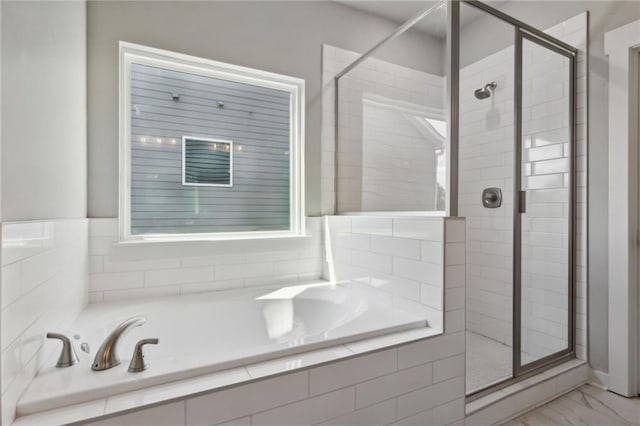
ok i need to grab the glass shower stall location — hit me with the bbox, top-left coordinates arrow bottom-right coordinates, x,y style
331,0 -> 578,397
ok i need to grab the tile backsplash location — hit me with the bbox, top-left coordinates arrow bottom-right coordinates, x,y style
87,218 -> 323,303
1,219 -> 88,425
325,215 -> 465,332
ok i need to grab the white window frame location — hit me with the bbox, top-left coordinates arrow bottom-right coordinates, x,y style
119,41 -> 305,243
181,136 -> 234,188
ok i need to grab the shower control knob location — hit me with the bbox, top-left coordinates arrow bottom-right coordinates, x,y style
482,187 -> 502,208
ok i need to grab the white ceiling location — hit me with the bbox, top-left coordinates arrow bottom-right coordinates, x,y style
336,1 -> 510,38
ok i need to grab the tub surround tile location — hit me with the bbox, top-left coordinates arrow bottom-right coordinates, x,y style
246,346 -> 353,379
103,257 -> 181,273
433,397 -> 466,425
215,417 -> 251,426
351,217 -> 393,236
325,215 -> 453,334
392,219 -> 444,241
178,279 -> 244,295
88,255 -> 104,274
393,257 -> 441,285
181,254 -> 246,268
1,261 -> 21,308
14,214 -> 466,425
185,371 -> 309,425
13,322 -> 459,425
12,398 -> 106,426
433,354 -> 465,384
91,401 -> 186,426
88,218 -> 324,302
421,240 -> 443,264
345,327 -> 441,354
243,273 -> 299,288
145,266 -> 214,287
1,219 -> 88,425
104,368 -> 250,415
398,331 -> 465,369
355,363 -> 433,409
90,271 -> 144,291
371,237 -> 421,263
396,376 -> 465,420
321,398 -> 397,425
2,222 -> 53,266
394,404 -> 434,425
309,348 -> 397,396
101,285 -> 181,302
251,387 -> 355,426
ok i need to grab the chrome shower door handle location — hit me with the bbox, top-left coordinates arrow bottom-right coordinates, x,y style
518,190 -> 527,213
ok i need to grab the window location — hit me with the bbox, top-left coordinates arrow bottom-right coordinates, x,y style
119,42 -> 305,242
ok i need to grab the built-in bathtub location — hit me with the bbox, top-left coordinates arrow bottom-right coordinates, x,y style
17,281 -> 430,416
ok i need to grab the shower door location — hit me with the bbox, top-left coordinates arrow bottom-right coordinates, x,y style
462,0 -> 577,397
515,30 -> 576,373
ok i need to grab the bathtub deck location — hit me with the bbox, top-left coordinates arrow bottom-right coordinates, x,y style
17,281 -> 436,417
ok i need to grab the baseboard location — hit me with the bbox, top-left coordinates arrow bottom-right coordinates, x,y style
588,368 -> 609,390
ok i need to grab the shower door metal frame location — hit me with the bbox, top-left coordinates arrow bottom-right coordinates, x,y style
514,29 -> 577,376
464,0 -> 578,399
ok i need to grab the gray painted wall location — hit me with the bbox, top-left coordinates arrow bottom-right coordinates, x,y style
1,1 -> 87,221
130,63 -> 290,234
87,1 -> 444,219
460,1 -> 640,374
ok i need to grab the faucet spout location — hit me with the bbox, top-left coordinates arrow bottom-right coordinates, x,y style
92,316 -> 146,371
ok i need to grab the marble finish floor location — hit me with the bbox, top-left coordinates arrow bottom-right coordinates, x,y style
503,384 -> 640,425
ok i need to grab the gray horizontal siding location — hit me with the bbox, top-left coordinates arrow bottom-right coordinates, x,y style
130,63 -> 291,234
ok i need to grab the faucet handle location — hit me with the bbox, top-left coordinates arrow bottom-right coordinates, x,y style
46,333 -> 79,368
128,338 -> 158,373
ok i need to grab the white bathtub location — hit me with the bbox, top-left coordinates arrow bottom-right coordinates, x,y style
18,281 -> 429,415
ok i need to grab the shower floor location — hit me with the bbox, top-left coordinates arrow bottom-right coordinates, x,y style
466,331 -> 538,393
466,331 -> 512,393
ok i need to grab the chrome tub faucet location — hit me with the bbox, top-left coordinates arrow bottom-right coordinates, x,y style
92,316 -> 146,371
46,333 -> 79,368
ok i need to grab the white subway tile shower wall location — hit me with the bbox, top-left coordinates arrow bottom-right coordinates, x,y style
1,220 -> 88,425
459,13 -> 587,366
459,44 -> 516,349
87,218 -> 323,302
321,45 -> 445,214
77,218 -> 466,426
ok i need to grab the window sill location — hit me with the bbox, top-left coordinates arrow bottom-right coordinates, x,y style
115,233 -> 311,247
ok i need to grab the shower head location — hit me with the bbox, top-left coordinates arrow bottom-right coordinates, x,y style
474,81 -> 497,100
